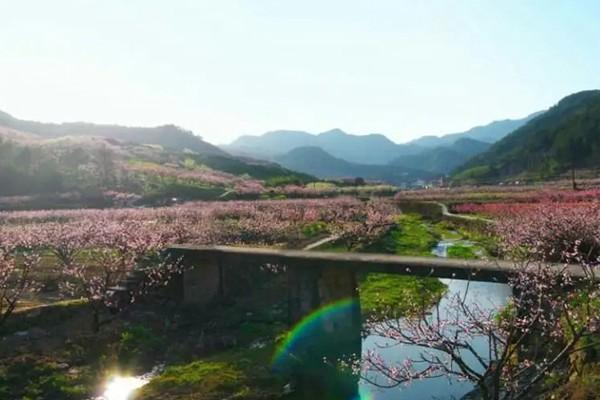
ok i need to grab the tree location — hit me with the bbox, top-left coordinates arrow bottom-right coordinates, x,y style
41,218 -> 179,332
0,230 -> 41,328
330,199 -> 397,250
94,144 -> 116,188
359,203 -> 600,399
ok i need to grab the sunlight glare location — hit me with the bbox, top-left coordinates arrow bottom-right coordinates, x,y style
102,375 -> 148,400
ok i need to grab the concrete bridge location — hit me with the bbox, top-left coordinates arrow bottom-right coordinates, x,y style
162,245 -> 586,398
166,245 -> 585,321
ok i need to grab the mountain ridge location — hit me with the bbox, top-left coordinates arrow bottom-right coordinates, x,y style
391,138 -> 492,174
224,111 -> 540,167
225,128 -> 417,164
453,90 -> 600,182
0,110 -> 226,156
274,146 -> 434,184
408,111 -> 544,148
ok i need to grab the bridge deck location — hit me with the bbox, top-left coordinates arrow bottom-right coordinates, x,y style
168,245 -> 587,284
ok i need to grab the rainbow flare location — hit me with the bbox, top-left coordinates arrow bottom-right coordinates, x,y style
272,297 -> 359,369
356,390 -> 375,400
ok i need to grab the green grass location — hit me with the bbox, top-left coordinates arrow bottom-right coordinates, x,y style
429,218 -> 497,257
392,214 -> 440,256
430,220 -> 463,240
369,214 -> 439,256
118,324 -> 166,368
0,300 -> 86,336
550,364 -> 600,400
454,225 -> 498,257
137,345 -> 285,400
359,214 -> 447,316
0,356 -> 88,400
359,274 -> 446,316
301,222 -> 328,238
447,245 -> 478,259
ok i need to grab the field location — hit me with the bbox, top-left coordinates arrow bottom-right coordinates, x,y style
0,185 -> 599,399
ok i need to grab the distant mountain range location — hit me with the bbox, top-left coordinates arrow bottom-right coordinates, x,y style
0,110 -> 226,156
6,89 -> 598,188
390,138 -> 492,174
274,146 -> 435,184
454,90 -> 600,182
224,128 -> 419,165
224,111 -> 540,177
407,112 -> 543,148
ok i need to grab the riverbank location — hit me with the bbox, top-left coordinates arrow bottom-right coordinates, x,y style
0,211 -> 503,399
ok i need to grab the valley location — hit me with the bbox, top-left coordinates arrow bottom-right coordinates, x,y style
1,4 -> 600,398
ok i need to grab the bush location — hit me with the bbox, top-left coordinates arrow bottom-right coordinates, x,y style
118,325 -> 165,365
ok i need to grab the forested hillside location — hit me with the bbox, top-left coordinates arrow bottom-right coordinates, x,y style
0,115 -> 313,207
454,90 -> 600,182
0,110 -> 225,156
408,111 -> 542,147
390,138 -> 491,174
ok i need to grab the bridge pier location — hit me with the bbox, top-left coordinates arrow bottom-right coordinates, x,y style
286,264 -> 362,399
179,253 -> 222,306
287,264 -> 360,325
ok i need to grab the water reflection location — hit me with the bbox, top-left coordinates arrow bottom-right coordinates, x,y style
273,298 -> 362,399
279,239 -> 512,400
95,365 -> 163,400
359,239 -> 512,400
361,279 -> 511,400
101,376 -> 147,400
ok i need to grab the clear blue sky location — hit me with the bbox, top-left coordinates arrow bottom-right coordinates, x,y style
1,0 -> 599,144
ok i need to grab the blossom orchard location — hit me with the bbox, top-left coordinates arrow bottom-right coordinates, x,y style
0,197 -> 398,330
396,186 -> 600,203
126,161 -> 396,198
0,234 -> 40,327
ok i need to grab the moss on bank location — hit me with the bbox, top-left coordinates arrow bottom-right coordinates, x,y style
358,214 -> 447,316
447,245 -> 478,259
359,274 -> 446,317
0,356 -> 88,400
374,214 -> 440,256
136,345 -> 286,400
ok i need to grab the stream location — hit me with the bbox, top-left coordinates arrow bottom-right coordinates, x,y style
93,365 -> 163,400
358,240 -> 512,400
93,239 -> 511,400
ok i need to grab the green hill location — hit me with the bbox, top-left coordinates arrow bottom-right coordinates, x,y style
390,138 -> 491,174
408,111 -> 542,148
454,90 -> 600,182
0,110 -> 226,156
0,112 -> 313,205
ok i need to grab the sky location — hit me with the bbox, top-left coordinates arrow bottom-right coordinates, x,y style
1,1 -> 599,145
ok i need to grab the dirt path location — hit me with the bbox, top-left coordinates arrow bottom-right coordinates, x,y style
302,235 -> 339,250
433,201 -> 494,224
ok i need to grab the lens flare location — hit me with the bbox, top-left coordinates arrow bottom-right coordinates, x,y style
102,375 -> 148,400
356,389 -> 375,400
272,297 -> 359,369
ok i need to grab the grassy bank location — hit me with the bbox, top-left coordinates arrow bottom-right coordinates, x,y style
138,345 -> 286,400
0,212 -> 492,400
358,214 -> 447,315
